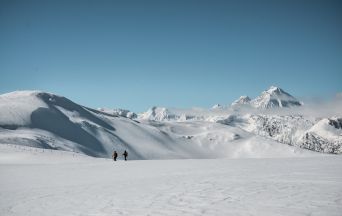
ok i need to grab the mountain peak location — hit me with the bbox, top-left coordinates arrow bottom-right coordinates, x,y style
211,104 -> 223,109
139,106 -> 174,121
267,86 -> 282,93
265,86 -> 291,96
231,96 -> 251,107
251,86 -> 301,108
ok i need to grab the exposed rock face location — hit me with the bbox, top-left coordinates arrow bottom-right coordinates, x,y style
328,118 -> 342,129
241,114 -> 313,146
301,132 -> 342,154
216,114 -> 342,154
300,118 -> 342,154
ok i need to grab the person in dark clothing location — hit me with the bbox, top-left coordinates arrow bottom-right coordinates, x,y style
123,150 -> 128,161
112,150 -> 118,161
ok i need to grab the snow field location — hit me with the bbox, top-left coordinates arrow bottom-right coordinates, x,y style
1,145 -> 341,216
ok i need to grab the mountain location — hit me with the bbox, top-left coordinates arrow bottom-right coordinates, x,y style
0,87 -> 341,158
251,86 -> 302,108
0,91 -> 314,159
139,86 -> 302,123
216,113 -> 342,154
138,106 -> 206,121
301,117 -> 342,153
231,96 -> 251,107
98,108 -> 137,119
211,104 -> 223,109
138,106 -> 178,121
0,91 -> 193,159
230,86 -> 302,109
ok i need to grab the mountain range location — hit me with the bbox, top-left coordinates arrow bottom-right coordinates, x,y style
0,86 -> 341,159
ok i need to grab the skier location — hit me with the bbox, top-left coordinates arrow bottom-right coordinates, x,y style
112,150 -> 118,161
123,150 -> 128,161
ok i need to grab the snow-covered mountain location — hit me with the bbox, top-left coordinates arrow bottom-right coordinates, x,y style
137,106 -> 214,121
138,106 -> 179,121
0,87 -> 341,159
211,104 -> 224,109
301,117 -> 342,153
1,91 -> 314,159
98,108 -> 137,119
135,86 -> 341,154
231,96 -> 251,107
231,86 -> 302,109
0,91 -> 196,159
138,86 -> 303,122
214,113 -> 342,154
251,86 -> 302,108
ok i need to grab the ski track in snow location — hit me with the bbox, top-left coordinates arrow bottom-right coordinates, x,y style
1,146 -> 342,216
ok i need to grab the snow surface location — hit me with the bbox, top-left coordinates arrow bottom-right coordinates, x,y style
0,145 -> 341,216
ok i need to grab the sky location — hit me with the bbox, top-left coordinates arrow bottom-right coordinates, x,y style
1,0 -> 341,112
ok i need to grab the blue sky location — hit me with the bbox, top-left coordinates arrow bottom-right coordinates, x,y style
1,0 -> 341,112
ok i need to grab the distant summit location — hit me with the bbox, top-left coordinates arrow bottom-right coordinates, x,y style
231,86 -> 302,109
98,108 -> 137,119
231,96 -> 251,107
211,104 -> 223,109
251,86 -> 302,108
139,106 -> 176,121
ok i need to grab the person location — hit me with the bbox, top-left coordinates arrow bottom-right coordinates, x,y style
123,150 -> 128,161
112,150 -> 118,161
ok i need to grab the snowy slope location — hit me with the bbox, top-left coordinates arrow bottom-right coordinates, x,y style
0,91 -> 196,159
144,120 -> 314,158
0,91 -> 314,159
0,145 -> 341,216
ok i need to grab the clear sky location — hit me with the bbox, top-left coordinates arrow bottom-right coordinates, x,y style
1,0 -> 341,112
